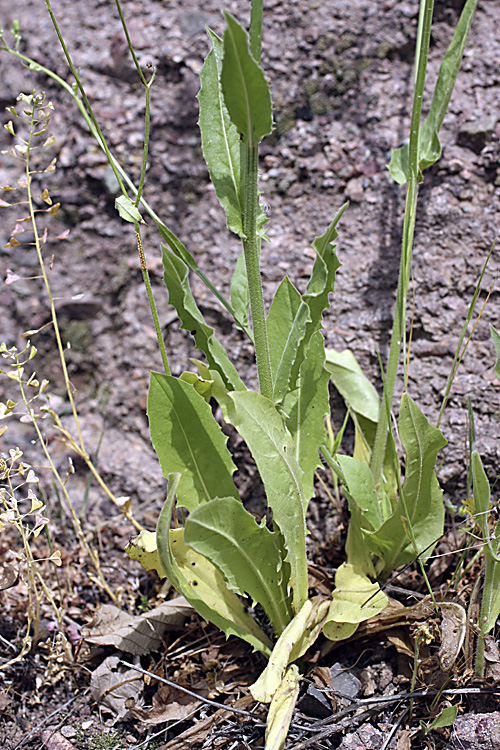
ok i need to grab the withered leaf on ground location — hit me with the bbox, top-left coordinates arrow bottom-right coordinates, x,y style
131,682 -> 202,724
90,655 -> 144,721
82,596 -> 192,655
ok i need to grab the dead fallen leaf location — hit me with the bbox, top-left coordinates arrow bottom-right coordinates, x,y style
438,602 -> 467,671
90,655 -> 144,721
131,682 -> 202,724
483,636 -> 500,681
82,596 -> 192,655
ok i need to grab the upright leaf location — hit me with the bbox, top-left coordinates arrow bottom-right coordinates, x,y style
148,372 -> 238,512
230,251 -> 250,333
221,12 -> 273,144
157,221 -> 249,333
198,30 -> 244,237
389,0 -> 478,184
218,390 -> 308,612
162,245 -> 246,391
283,331 -> 330,505
185,496 -> 292,634
490,324 -> 500,382
303,204 -> 346,334
325,348 -> 379,423
156,475 -> 272,655
367,394 -> 447,574
267,278 -> 311,402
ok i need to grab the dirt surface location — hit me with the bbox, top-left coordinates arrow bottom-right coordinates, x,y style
0,0 -> 499,747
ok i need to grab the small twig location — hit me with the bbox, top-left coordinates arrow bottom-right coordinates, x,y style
13,690 -> 85,749
119,660 -> 267,724
291,687 -> 500,748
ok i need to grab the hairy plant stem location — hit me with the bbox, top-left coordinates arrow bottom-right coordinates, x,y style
370,0 -> 434,486
136,226 -> 171,374
243,141 -> 272,399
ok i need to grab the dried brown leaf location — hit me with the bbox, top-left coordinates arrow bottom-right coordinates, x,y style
90,655 -> 143,721
82,597 -> 192,655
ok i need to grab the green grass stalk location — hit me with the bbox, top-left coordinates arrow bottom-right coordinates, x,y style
371,0 -> 434,485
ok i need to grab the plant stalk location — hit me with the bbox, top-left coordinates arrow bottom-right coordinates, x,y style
370,0 -> 434,485
243,141 -> 272,399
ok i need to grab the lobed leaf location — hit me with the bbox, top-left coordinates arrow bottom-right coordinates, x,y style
148,372 -> 238,512
156,475 -> 273,655
162,245 -> 246,391
218,390 -> 308,613
184,496 -> 292,635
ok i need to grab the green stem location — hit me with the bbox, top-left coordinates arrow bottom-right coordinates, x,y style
370,0 -> 434,485
114,0 -> 154,208
2,19 -> 246,335
243,142 -> 272,399
135,226 -> 171,375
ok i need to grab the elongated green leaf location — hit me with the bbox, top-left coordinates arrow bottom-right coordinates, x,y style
471,451 -> 500,565
490,324 -> 500,382
221,12 -> 273,144
162,245 -> 246,391
230,251 -> 250,332
420,0 -> 478,168
157,221 -> 251,334
283,331 -> 330,505
322,563 -> 387,642
198,30 -> 244,237
338,455 -> 382,531
218,391 -> 308,612
389,0 -> 478,184
304,204 -> 346,329
367,394 -> 446,574
267,278 -> 311,402
148,372 -> 238,511
156,475 -> 272,655
325,349 -> 379,423
472,452 -> 500,634
185,496 -> 292,634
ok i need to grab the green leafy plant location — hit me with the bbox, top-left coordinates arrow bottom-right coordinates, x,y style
0,0 -> 483,743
